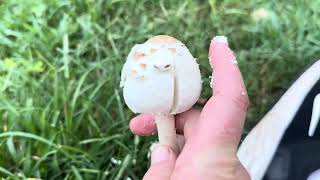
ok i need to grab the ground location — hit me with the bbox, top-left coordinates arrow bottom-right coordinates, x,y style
0,0 -> 319,179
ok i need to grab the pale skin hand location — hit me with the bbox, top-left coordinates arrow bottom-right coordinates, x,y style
129,38 -> 251,180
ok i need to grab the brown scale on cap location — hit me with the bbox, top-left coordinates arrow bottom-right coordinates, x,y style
133,52 -> 146,61
146,35 -> 178,44
131,69 -> 137,75
139,63 -> 147,69
168,48 -> 176,53
150,48 -> 157,53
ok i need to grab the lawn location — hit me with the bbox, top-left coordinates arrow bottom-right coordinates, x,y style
0,0 -> 319,179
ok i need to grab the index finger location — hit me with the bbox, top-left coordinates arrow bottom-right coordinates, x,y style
210,36 -> 248,104
200,36 -> 249,146
186,37 -> 249,151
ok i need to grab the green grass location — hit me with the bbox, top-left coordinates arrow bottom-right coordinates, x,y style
0,0 -> 319,179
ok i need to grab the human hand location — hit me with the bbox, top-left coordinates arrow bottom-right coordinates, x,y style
129,37 -> 250,180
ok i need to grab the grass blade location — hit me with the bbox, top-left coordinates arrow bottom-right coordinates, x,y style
71,165 -> 83,180
0,131 -> 58,148
114,154 -> 132,180
0,166 -> 14,176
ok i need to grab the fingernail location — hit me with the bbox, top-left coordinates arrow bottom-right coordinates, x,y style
151,145 -> 171,165
211,36 -> 228,44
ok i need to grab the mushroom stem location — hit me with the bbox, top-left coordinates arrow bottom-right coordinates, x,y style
155,114 -> 179,154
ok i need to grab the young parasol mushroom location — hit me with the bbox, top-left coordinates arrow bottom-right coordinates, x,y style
120,35 -> 202,153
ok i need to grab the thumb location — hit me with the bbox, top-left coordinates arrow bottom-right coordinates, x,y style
143,145 -> 177,180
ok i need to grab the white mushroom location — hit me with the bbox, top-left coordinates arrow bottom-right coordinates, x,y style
120,35 -> 202,152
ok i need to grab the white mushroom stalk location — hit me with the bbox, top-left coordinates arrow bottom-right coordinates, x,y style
120,35 -> 202,153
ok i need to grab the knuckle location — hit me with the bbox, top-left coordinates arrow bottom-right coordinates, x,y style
173,155 -> 247,180
143,164 -> 173,180
143,167 -> 170,180
230,92 -> 249,111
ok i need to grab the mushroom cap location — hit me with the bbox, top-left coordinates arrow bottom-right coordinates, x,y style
146,35 -> 179,44
121,35 -> 202,114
